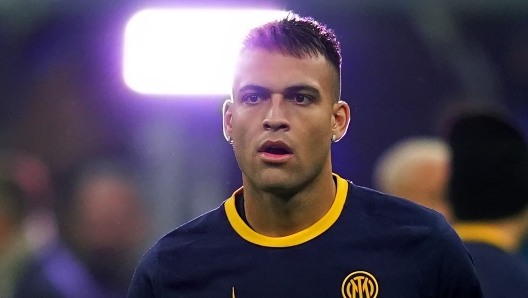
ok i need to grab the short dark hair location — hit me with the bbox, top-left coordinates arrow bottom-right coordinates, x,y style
242,13 -> 342,99
444,103 -> 528,221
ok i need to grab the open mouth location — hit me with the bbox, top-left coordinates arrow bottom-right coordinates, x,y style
258,141 -> 292,155
258,141 -> 293,163
262,146 -> 291,155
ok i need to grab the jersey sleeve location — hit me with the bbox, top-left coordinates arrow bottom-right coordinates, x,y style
433,221 -> 484,298
127,248 -> 158,298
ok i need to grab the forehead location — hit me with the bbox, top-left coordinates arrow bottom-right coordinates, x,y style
232,49 -> 336,93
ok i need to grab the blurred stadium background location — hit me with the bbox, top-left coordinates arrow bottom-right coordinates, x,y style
1,0 -> 527,243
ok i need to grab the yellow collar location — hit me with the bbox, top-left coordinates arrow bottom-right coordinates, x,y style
454,223 -> 517,252
225,173 -> 348,247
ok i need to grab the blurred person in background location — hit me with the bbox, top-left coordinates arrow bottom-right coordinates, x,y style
443,103 -> 528,298
0,179 -> 32,298
372,137 -> 453,223
0,150 -> 59,255
57,159 -> 150,298
0,149 -> 115,298
0,150 -> 67,298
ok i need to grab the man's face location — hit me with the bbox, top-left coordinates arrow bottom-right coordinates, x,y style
224,49 -> 349,193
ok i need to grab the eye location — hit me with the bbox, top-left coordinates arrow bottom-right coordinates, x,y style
289,94 -> 314,105
241,94 -> 265,104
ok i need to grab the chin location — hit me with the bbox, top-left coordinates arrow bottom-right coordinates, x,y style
256,173 -> 301,196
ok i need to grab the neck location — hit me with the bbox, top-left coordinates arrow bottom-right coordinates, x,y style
241,170 -> 336,237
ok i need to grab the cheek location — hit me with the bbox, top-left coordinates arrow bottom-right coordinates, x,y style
303,114 -> 332,139
230,116 -> 253,160
231,118 -> 247,143
298,122 -> 332,157
307,134 -> 330,154
232,112 -> 257,141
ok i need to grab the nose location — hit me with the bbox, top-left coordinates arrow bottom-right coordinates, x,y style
262,95 -> 289,132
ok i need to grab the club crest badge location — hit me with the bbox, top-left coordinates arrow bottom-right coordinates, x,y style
341,271 -> 379,298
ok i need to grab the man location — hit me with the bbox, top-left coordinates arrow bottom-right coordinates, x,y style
0,180 -> 32,298
373,137 -> 453,222
0,151 -> 66,298
66,160 -> 149,297
128,13 -> 483,297
0,150 -> 67,298
444,104 -> 528,298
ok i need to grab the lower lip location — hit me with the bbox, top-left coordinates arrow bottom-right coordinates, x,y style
258,152 -> 293,163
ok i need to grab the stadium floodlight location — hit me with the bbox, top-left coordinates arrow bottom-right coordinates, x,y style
123,8 -> 287,96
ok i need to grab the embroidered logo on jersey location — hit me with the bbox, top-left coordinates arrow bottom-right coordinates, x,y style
341,271 -> 379,298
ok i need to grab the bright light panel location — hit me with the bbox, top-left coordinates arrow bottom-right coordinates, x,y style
123,9 -> 287,96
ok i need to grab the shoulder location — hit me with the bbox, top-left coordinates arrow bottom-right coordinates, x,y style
128,204 -> 230,296
149,204 -> 228,262
344,184 -> 482,296
345,183 -> 475,268
135,204 -> 229,273
346,183 -> 449,234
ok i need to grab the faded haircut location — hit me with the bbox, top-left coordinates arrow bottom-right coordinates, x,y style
241,13 -> 342,100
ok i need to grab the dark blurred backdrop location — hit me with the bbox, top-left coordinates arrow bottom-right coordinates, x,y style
1,0 -> 527,239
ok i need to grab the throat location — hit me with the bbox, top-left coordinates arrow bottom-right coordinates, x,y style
235,194 -> 253,229
237,176 -> 337,237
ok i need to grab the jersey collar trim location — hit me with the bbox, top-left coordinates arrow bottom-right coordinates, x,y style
224,173 -> 348,247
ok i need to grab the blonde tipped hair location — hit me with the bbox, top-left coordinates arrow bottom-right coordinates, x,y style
373,137 -> 450,195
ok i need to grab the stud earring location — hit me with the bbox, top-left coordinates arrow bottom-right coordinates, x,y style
331,134 -> 337,143
227,136 -> 233,144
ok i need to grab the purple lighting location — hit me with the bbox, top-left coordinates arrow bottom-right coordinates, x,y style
123,8 -> 287,96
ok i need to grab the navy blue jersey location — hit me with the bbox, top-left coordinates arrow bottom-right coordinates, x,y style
455,224 -> 528,298
128,175 -> 483,297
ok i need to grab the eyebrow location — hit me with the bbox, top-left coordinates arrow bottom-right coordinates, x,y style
238,84 -> 269,94
238,84 -> 321,95
284,85 -> 320,96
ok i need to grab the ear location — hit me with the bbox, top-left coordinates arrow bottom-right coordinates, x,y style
331,100 -> 351,142
222,98 -> 234,142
